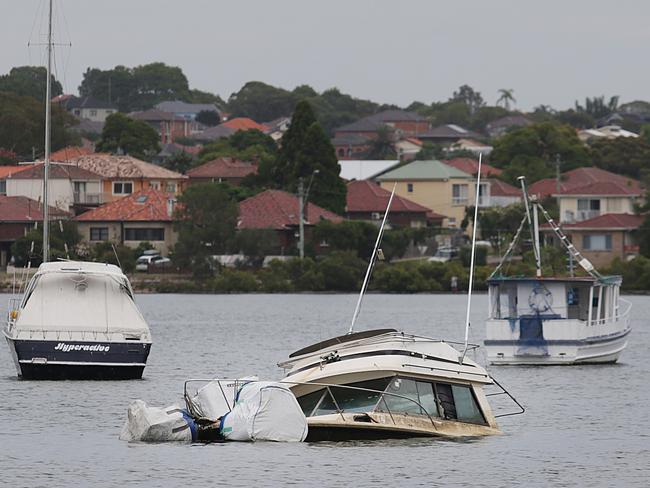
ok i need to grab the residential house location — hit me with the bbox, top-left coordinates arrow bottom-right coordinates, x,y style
58,95 -> 118,123
191,117 -> 268,142
334,110 -> 431,140
529,167 -> 643,223
6,162 -> 103,212
155,143 -> 202,165
542,213 -> 643,268
221,117 -> 268,132
332,134 -> 373,159
263,116 -> 291,141
154,100 -> 221,121
186,157 -> 258,186
50,145 -> 94,162
338,160 -> 400,181
486,115 -> 532,138
578,125 -> 639,143
442,158 -> 520,207
237,190 -> 342,254
445,138 -> 493,155
0,166 -> 28,196
395,138 -> 423,161
0,196 -> 68,266
75,188 -> 178,255
489,179 -> 522,207
72,154 -> 187,203
442,158 -> 502,178
130,109 -> 201,144
416,124 -> 483,144
376,160 -> 479,228
346,180 -> 440,228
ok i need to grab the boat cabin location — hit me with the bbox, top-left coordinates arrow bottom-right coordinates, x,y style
487,276 -> 622,326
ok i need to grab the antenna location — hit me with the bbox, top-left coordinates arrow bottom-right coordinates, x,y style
111,243 -> 122,270
460,153 -> 482,364
348,183 -> 397,334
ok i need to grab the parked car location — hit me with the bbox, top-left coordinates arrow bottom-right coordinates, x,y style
136,253 -> 171,272
428,246 -> 459,263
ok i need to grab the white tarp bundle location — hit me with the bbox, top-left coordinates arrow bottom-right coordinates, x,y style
119,400 -> 196,443
220,382 -> 308,442
191,376 -> 258,421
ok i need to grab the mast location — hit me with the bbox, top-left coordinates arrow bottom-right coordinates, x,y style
517,176 -> 541,277
42,0 -> 53,263
460,153 -> 482,364
348,183 -> 396,334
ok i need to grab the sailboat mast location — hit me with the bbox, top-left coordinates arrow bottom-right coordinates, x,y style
460,153 -> 482,364
42,0 -> 53,263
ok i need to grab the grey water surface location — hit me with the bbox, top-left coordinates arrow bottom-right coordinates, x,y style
1,293 -> 648,488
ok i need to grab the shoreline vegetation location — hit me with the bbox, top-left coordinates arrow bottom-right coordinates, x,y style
3,253 -> 648,294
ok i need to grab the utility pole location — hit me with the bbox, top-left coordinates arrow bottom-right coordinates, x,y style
298,177 -> 305,259
555,154 -> 561,195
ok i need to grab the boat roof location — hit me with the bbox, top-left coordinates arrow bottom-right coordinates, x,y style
289,329 -> 397,358
36,260 -> 126,277
488,275 -> 622,285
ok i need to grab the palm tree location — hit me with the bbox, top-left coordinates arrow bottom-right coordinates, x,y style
497,89 -> 516,111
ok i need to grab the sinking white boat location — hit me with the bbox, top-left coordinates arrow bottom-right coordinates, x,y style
484,177 -> 631,365
278,330 -> 513,441
4,261 -> 152,379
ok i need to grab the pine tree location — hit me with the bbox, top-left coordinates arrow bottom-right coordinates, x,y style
277,100 -> 346,214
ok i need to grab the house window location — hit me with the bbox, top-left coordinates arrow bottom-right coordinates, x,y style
477,183 -> 489,206
0,180 -> 6,195
447,217 -> 457,227
577,198 -> 600,220
150,181 -> 161,190
90,227 -> 109,241
106,110 -> 114,115
90,109 -> 97,117
452,184 -> 468,205
113,181 -> 133,195
582,234 -> 612,251
74,109 -> 81,116
165,182 -> 177,193
124,228 -> 165,241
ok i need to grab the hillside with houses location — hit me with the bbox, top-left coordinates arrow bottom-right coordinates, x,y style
2,63 -> 650,290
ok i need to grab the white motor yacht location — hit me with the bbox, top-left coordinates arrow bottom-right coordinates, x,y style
4,261 -> 152,380
484,177 -> 631,365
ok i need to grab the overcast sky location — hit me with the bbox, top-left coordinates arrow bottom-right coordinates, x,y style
4,0 -> 650,111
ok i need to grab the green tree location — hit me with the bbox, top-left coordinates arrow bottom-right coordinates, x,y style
450,84 -> 485,115
575,95 -> 619,119
227,81 -> 296,122
96,113 -> 161,159
235,229 -> 280,267
12,221 -> 81,267
366,126 -> 396,160
195,110 -> 220,127
278,101 -> 347,213
590,137 -> 650,179
79,65 -> 135,112
173,183 -> 239,278
496,89 -> 516,110
0,92 -> 78,159
0,66 -> 62,102
490,122 -> 590,183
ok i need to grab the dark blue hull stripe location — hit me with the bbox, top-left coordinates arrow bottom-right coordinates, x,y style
484,328 -> 630,347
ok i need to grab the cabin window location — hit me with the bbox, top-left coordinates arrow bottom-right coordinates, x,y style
379,377 -> 439,417
297,389 -> 326,417
90,227 -> 109,241
113,181 -> 133,195
582,235 -> 612,251
451,385 -> 485,424
124,228 -> 165,241
567,287 -> 579,306
310,378 -> 391,416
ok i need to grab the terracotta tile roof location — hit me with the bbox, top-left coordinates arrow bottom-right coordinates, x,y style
72,154 -> 187,180
50,146 -> 94,162
0,195 -> 68,221
443,158 -> 502,177
75,188 -> 174,222
543,213 -> 643,230
0,166 -> 27,179
221,118 -> 268,131
490,179 -> 521,197
186,157 -> 258,179
426,210 -> 447,220
530,167 -> 642,198
10,162 -> 101,180
238,190 -> 342,230
346,180 -> 431,214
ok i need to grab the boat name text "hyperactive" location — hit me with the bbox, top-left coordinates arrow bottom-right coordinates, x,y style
54,343 -> 110,352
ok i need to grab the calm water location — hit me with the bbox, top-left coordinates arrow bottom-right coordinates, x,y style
1,293 -> 649,488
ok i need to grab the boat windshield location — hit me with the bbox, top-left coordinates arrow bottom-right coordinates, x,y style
298,376 -> 487,425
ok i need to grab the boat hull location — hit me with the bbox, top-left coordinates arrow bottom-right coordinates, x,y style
485,328 -> 630,365
4,335 -> 151,380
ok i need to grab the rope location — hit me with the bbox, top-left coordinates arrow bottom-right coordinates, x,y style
489,215 -> 527,279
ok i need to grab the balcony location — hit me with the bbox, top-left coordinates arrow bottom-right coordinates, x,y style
577,210 -> 600,222
73,192 -> 103,205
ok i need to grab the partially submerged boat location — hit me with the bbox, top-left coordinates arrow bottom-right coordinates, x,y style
484,177 -> 631,365
278,165 -> 523,441
4,261 -> 152,379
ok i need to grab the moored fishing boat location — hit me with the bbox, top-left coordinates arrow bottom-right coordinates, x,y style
484,177 -> 631,365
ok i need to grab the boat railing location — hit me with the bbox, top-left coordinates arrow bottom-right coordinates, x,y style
183,378 -> 439,430
5,298 -> 21,332
491,300 -> 632,326
589,297 -> 631,327
485,376 -> 526,418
